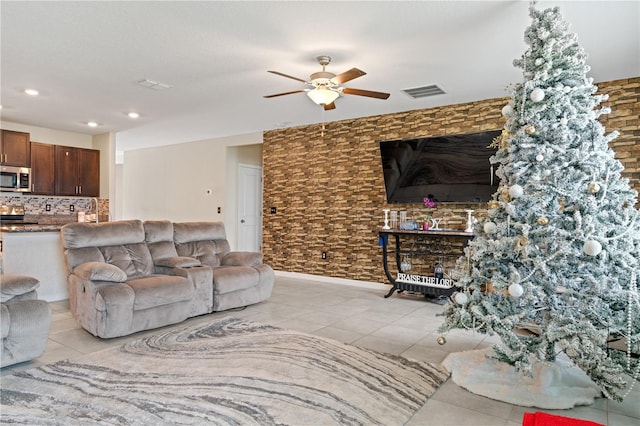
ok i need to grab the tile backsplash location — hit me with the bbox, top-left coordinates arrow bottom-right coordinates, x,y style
0,195 -> 110,223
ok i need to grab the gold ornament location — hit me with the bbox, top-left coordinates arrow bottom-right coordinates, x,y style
489,129 -> 512,149
437,336 -> 447,345
500,187 -> 511,202
537,216 -> 549,226
587,181 -> 600,193
480,281 -> 494,294
525,124 -> 536,135
488,200 -> 500,209
515,235 -> 529,258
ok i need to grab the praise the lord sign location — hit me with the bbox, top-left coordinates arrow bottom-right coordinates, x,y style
396,273 -> 455,289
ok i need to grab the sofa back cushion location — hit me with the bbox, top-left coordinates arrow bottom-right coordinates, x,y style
100,243 -> 154,277
173,222 -> 231,268
61,220 -> 153,277
61,220 -> 145,248
143,220 -> 179,261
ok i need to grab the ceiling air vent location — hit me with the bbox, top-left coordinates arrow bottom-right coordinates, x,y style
136,79 -> 173,91
402,84 -> 445,99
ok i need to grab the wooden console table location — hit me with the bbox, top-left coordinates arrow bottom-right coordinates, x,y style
379,229 -> 474,299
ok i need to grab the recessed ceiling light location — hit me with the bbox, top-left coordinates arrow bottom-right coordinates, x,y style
24,89 -> 39,96
128,112 -> 140,119
87,121 -> 99,127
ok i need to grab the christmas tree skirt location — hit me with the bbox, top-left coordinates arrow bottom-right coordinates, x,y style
442,347 -> 601,409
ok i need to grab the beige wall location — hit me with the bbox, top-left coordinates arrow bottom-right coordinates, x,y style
91,132 -> 115,201
121,132 -> 262,249
262,77 -> 640,284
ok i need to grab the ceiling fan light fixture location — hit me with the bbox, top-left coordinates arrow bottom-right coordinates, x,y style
307,88 -> 339,106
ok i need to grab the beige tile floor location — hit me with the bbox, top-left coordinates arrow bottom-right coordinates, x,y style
2,275 -> 639,426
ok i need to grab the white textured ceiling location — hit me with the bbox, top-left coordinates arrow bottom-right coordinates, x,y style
1,1 -> 638,154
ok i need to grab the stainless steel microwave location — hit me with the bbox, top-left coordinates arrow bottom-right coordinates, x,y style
0,165 -> 32,192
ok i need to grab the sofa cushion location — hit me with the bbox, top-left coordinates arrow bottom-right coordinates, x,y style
143,220 -> 174,243
222,251 -> 263,267
73,262 -> 128,283
173,222 -> 227,243
175,240 -> 221,267
65,247 -> 105,270
144,221 -> 181,261
126,275 -> 194,310
211,266 -> 259,294
61,220 -> 145,249
147,241 -> 179,261
99,243 -> 154,278
154,257 -> 201,268
1,275 -> 40,303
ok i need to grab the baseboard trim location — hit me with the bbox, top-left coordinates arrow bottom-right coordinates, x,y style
274,270 -> 390,291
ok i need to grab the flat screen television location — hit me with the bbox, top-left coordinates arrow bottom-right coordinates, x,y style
379,130 -> 501,204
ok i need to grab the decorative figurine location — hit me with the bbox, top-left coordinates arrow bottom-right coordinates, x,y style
382,209 -> 390,230
465,209 -> 475,233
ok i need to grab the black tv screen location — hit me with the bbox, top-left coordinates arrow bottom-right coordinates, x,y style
379,130 -> 501,204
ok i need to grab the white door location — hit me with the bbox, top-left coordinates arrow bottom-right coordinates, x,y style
237,164 -> 262,251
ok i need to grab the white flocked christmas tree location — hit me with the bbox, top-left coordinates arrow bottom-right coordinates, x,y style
440,3 -> 639,402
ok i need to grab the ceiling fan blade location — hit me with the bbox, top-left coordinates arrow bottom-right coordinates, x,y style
324,102 -> 336,111
342,87 -> 390,99
263,90 -> 306,98
267,70 -> 308,83
331,68 -> 366,84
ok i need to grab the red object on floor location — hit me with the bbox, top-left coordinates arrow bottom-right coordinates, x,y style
522,411 -> 604,426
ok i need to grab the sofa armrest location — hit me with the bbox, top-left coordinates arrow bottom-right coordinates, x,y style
1,275 -> 40,303
221,251 -> 263,267
73,262 -> 128,283
154,256 -> 201,268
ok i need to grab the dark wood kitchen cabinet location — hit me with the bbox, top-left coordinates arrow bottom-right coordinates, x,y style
54,145 -> 100,196
0,130 -> 31,167
30,142 -> 55,194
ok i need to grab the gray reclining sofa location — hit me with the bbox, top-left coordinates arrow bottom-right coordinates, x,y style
1,274 -> 52,367
60,220 -> 274,338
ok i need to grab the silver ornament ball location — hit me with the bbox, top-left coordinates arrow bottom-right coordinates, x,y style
483,221 -> 498,234
437,336 -> 447,345
508,283 -> 524,298
454,292 -> 468,305
583,240 -> 602,256
509,184 -> 524,199
530,87 -> 545,102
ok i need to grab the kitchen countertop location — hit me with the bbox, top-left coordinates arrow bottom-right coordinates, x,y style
0,224 -> 64,233
1,214 -> 110,233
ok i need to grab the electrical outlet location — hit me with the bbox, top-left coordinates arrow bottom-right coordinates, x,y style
45,204 -> 51,211
321,251 -> 327,260
70,204 -> 75,212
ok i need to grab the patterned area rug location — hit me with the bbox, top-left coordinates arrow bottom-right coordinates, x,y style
1,317 -> 449,425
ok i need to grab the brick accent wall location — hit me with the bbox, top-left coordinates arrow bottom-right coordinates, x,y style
262,77 -> 640,284
600,78 -> 640,192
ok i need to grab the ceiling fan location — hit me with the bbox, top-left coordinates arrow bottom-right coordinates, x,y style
264,55 -> 390,110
